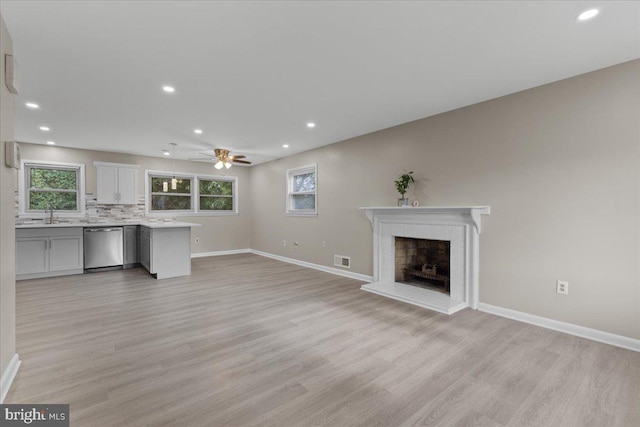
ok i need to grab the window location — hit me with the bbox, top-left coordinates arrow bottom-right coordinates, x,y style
287,164 -> 317,216
199,178 -> 234,211
149,174 -> 193,212
20,160 -> 86,216
146,170 -> 237,215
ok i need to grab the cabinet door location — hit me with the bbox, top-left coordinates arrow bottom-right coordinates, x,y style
96,165 -> 119,204
49,236 -> 84,271
118,168 -> 138,205
16,237 -> 49,275
139,227 -> 152,272
124,226 -> 139,265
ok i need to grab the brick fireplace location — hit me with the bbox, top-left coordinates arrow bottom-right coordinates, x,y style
360,206 -> 490,314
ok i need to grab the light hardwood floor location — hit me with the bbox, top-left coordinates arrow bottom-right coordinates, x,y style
6,254 -> 640,426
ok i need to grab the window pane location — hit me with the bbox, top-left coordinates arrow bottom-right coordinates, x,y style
292,194 -> 315,210
200,180 -> 233,196
29,191 -> 77,210
30,168 -> 76,190
151,177 -> 190,193
293,172 -> 315,192
200,196 -> 233,211
151,195 -> 191,210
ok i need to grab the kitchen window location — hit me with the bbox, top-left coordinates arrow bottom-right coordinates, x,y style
149,174 -> 194,212
19,160 -> 86,217
286,164 -> 317,216
199,178 -> 235,211
146,170 -> 237,215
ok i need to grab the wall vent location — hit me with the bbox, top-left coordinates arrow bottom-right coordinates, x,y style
334,255 -> 351,269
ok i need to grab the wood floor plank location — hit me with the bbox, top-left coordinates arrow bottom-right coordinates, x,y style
5,253 -> 639,427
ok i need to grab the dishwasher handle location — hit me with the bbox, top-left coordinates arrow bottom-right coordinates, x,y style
85,228 -> 122,232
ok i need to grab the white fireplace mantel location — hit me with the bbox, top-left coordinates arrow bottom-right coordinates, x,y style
359,206 -> 490,314
360,206 -> 490,233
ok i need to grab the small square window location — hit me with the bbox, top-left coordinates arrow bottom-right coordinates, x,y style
287,164 -> 317,216
20,161 -> 86,217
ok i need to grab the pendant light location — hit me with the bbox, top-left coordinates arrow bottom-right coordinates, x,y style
170,143 -> 178,190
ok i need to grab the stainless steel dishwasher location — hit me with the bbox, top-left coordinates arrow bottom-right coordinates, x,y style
84,227 -> 124,270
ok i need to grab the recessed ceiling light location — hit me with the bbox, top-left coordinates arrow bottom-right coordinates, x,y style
283,144 -> 289,148
162,86 -> 175,93
163,150 -> 170,156
577,9 -> 599,21
39,126 -> 50,131
26,102 -> 39,109
46,141 -> 55,145
194,129 -> 203,134
306,122 -> 316,128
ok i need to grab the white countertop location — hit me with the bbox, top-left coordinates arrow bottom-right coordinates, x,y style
16,220 -> 201,229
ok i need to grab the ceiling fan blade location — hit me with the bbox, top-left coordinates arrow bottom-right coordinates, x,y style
232,159 -> 252,164
230,155 -> 246,159
189,157 -> 215,161
198,152 -> 215,158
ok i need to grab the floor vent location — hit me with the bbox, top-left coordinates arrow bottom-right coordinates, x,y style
334,255 -> 351,269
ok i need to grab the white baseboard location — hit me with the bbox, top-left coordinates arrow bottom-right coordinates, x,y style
0,353 -> 21,403
478,303 -> 640,353
249,249 -> 374,283
191,249 -> 250,258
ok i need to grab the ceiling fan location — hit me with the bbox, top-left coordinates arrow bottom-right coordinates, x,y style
189,148 -> 252,169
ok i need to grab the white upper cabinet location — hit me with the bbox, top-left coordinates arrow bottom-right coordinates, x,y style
94,162 -> 139,205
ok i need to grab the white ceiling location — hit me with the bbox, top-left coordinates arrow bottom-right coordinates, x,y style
2,1 -> 639,165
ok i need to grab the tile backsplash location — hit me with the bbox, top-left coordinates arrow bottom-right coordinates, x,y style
15,191 -> 147,224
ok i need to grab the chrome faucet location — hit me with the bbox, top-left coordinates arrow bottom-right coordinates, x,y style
46,202 -> 55,224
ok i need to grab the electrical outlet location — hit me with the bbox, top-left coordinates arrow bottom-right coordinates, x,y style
556,280 -> 569,295
322,241 -> 326,248
282,240 -> 287,247
194,237 -> 200,243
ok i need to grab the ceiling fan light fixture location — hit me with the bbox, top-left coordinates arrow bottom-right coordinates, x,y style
224,161 -> 232,169
215,160 -> 224,170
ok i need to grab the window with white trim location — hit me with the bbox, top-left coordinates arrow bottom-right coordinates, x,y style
149,174 -> 194,212
286,164 -> 317,216
199,178 -> 235,211
146,170 -> 237,215
20,160 -> 86,216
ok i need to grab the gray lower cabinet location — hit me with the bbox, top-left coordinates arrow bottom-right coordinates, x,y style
123,225 -> 139,267
16,227 -> 84,280
139,226 -> 151,272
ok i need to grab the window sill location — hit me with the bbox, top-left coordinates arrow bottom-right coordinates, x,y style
146,211 -> 239,217
286,212 -> 317,217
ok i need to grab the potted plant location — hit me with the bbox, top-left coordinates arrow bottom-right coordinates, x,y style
394,170 -> 415,206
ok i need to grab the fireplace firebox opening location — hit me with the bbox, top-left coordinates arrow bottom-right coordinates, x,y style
394,237 -> 451,294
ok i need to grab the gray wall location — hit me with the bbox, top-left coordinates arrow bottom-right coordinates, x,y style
1,14 -> 17,386
249,60 -> 640,340
18,144 -> 252,254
